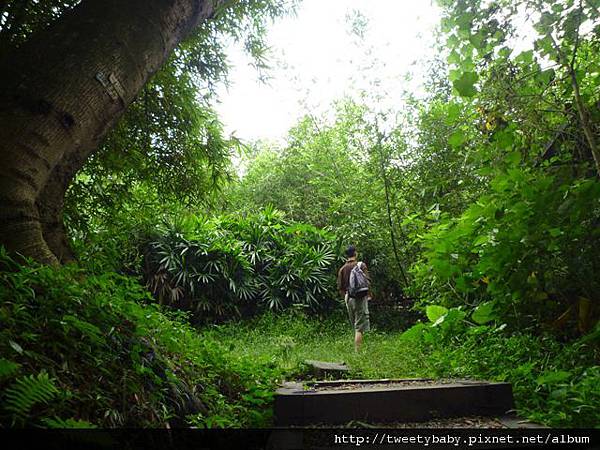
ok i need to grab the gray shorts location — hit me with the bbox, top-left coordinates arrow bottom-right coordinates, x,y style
345,292 -> 370,333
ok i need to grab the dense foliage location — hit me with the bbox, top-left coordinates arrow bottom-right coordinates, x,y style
411,167 -> 600,331
0,250 -> 279,428
403,0 -> 600,333
400,304 -> 600,427
230,0 -> 600,335
142,208 -> 340,322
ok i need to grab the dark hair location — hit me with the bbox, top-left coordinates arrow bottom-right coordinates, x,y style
345,245 -> 356,258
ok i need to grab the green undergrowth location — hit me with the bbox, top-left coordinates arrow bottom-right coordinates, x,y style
0,250 -> 279,428
424,330 -> 600,427
1,248 -> 597,428
201,310 -> 600,428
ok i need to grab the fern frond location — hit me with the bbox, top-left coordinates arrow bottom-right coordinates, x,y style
4,371 -> 59,419
41,417 -> 97,428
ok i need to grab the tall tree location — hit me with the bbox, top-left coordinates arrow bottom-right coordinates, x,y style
0,0 -> 224,264
0,0 -> 288,265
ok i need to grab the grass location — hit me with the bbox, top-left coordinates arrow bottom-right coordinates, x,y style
199,309 -> 433,381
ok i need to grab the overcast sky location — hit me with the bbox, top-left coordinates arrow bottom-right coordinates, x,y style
213,0 -> 442,144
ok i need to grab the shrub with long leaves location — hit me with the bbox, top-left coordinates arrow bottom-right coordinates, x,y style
143,207 -> 339,322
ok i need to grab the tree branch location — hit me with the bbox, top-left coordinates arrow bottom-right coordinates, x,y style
548,12 -> 600,177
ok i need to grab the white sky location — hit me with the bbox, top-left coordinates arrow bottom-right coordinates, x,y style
213,0 -> 442,144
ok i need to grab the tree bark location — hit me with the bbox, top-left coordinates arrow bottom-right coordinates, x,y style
0,0 -> 220,264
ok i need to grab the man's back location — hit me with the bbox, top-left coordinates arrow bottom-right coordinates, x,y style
337,259 -> 368,296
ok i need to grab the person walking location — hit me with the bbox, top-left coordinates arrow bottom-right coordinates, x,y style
337,245 -> 371,352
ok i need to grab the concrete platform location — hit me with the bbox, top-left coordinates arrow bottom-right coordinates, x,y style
274,378 -> 515,426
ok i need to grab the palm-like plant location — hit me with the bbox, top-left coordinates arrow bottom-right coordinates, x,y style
143,208 -> 339,322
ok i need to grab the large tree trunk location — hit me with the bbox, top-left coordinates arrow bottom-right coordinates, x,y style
0,0 -> 219,264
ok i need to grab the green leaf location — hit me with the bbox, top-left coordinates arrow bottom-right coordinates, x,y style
505,151 -> 521,166
493,130 -> 515,150
441,17 -> 454,33
473,235 -> 489,246
549,228 -> 562,237
453,71 -> 478,97
515,50 -> 534,64
448,68 -> 462,81
447,50 -> 461,65
446,33 -> 459,48
5,371 -> 59,419
537,370 -> 571,386
448,130 -> 467,148
9,340 -> 23,355
42,417 -> 98,428
0,359 -> 20,379
538,68 -> 555,85
498,47 -> 512,58
471,302 -> 497,324
469,30 -> 485,49
426,305 -> 448,323
437,308 -> 466,328
399,323 -> 428,341
445,103 -> 461,123
456,12 -> 474,31
533,35 -> 556,59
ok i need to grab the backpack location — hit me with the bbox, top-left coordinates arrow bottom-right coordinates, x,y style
348,261 -> 369,299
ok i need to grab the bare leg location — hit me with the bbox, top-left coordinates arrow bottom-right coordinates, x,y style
354,330 -> 363,353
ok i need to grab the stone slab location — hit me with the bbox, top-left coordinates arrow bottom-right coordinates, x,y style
303,360 -> 350,378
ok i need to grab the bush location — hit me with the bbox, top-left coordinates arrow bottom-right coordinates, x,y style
0,249 -> 279,427
142,207 -> 340,322
411,166 -> 600,331
400,304 -> 600,427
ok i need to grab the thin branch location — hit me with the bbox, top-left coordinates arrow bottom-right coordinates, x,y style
570,0 -> 583,70
548,15 -> 600,177
512,62 -> 561,85
374,130 -> 410,288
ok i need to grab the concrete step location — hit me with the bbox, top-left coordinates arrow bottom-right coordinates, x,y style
274,378 -> 515,426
